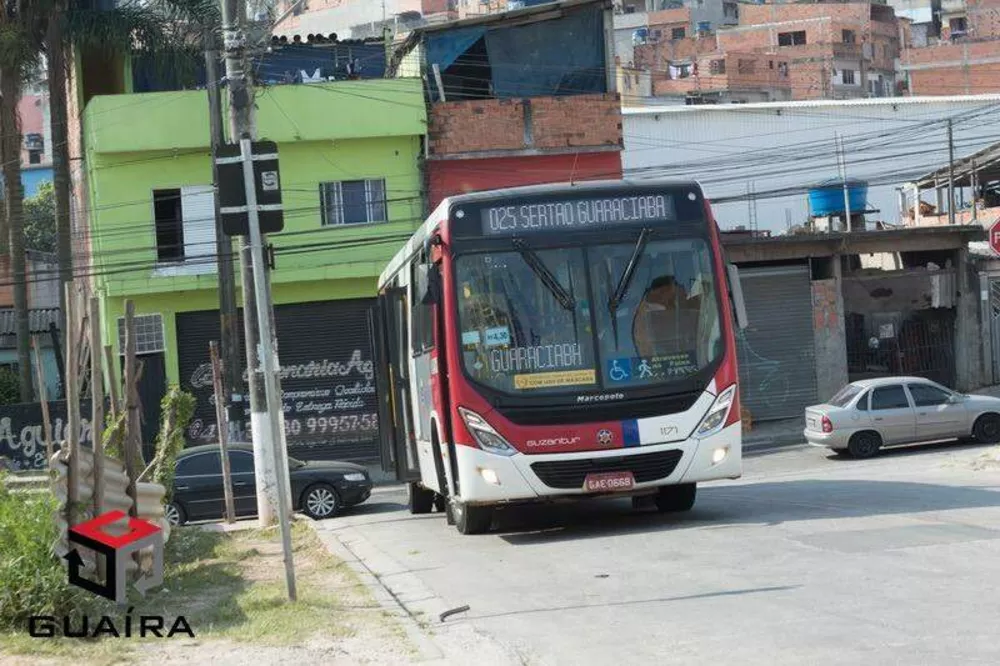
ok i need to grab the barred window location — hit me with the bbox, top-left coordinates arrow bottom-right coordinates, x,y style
117,314 -> 165,355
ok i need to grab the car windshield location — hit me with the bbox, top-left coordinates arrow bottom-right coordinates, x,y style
454,237 -> 722,395
829,384 -> 863,407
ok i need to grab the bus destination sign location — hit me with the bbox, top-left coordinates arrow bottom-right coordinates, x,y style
479,194 -> 677,236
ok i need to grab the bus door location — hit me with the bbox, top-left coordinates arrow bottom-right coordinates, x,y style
370,287 -> 420,481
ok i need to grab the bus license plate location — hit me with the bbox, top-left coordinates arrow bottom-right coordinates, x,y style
584,471 -> 635,492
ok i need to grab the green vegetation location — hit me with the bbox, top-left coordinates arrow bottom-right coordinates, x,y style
0,477 -> 101,631
24,182 -> 56,253
148,386 -> 196,502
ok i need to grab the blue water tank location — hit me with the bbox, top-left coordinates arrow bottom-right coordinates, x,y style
808,179 -> 868,217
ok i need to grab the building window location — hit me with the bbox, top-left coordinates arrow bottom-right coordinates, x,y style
738,59 -> 756,75
723,2 -> 738,19
319,179 -> 387,226
842,29 -> 856,44
710,59 -> 726,75
152,186 -> 217,268
117,313 -> 165,355
778,62 -> 789,78
777,31 -> 807,46
154,189 -> 183,262
27,150 -> 41,165
410,252 -> 434,355
842,69 -> 856,85
949,17 -> 967,34
671,27 -> 686,40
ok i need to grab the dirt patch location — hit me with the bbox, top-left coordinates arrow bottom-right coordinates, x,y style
969,447 -> 1000,470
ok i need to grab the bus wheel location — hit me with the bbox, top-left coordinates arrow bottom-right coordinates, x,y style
654,483 -> 696,513
452,501 -> 493,535
409,482 -> 435,515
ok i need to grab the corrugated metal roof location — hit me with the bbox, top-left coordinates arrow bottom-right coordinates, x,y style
0,309 -> 60,335
622,94 -> 1000,116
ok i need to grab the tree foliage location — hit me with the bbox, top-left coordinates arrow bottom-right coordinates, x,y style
24,181 -> 55,253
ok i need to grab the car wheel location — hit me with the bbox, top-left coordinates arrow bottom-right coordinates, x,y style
973,413 -> 1000,443
303,483 -> 340,520
654,483 -> 696,513
408,482 -> 435,515
848,431 -> 882,459
451,501 -> 493,535
164,501 -> 185,526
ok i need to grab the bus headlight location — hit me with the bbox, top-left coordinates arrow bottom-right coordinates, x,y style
695,385 -> 736,439
458,407 -> 518,457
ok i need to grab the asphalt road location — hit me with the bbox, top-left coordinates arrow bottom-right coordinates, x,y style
319,441 -> 1000,665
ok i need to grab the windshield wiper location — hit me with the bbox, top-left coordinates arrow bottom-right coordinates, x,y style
607,228 -> 651,347
512,238 -> 575,311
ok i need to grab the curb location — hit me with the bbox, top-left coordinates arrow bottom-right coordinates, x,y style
303,517 -> 523,665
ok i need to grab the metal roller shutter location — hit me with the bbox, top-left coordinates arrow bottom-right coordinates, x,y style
736,264 -> 817,421
175,298 -> 380,463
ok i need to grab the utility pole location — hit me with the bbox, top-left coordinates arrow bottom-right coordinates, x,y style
837,133 -> 851,232
947,119 -> 956,225
219,0 -> 297,601
205,34 -> 242,445
220,0 -> 273,526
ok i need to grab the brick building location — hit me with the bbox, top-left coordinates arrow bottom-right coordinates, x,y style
390,0 -> 623,209
900,0 -> 1000,95
628,1 -> 900,103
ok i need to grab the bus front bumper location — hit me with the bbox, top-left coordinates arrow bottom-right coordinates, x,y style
454,422 -> 742,505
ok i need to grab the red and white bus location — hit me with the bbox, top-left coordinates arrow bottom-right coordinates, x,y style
372,180 -> 748,534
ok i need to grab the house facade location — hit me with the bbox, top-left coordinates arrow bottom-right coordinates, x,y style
82,78 -> 426,466
392,0 -> 624,209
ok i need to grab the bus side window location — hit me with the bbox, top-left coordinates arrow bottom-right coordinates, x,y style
410,254 -> 434,356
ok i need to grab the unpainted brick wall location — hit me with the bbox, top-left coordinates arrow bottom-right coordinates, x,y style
427,95 -> 622,156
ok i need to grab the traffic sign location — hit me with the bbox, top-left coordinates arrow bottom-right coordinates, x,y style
990,220 -> 1000,256
215,140 -> 284,236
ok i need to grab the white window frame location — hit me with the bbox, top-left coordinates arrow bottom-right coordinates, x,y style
319,179 -> 388,227
152,184 -> 218,277
842,69 -> 857,85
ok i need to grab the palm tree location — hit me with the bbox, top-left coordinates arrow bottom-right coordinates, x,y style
0,1 -> 50,402
40,0 -> 218,399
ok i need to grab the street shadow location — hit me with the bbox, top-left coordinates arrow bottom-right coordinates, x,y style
495,478 -> 1000,545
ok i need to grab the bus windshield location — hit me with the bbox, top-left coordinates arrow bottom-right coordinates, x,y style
455,236 -> 722,395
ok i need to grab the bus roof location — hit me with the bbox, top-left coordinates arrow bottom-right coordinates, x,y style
376,178 -> 705,289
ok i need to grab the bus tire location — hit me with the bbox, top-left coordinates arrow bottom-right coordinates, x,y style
452,502 -> 493,535
654,483 -> 696,513
408,482 -> 435,515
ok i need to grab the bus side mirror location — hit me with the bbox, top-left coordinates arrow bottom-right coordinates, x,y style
726,263 -> 748,329
417,263 -> 440,305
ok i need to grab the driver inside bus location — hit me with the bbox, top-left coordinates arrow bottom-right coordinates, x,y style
632,275 -> 701,358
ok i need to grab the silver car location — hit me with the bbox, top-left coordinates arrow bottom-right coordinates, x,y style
803,377 -> 1000,458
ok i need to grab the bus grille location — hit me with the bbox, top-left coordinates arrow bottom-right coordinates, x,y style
530,450 -> 684,490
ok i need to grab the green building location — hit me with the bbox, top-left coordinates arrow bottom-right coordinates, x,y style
82,78 -> 426,465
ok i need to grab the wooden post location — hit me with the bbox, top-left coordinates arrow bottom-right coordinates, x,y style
123,300 -> 140,517
104,345 -> 120,418
90,298 -> 105,518
210,341 -> 236,523
31,336 -> 53,461
64,284 -> 81,526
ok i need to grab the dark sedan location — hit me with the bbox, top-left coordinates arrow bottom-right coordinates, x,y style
165,444 -> 372,525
